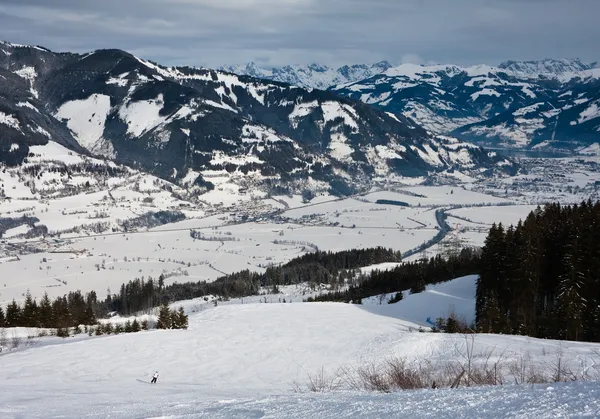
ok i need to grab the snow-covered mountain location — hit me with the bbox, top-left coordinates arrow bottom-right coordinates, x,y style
497,58 -> 598,78
219,61 -> 392,90
331,60 -> 600,151
225,58 -> 600,151
0,41 -> 514,198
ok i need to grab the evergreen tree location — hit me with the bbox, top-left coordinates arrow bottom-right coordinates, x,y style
157,304 -> 172,329
475,201 -> 600,341
176,307 -> 188,330
131,319 -> 141,332
22,290 -> 39,327
83,302 -> 96,325
555,239 -> 586,340
38,292 -> 53,328
0,305 -> 5,327
5,300 -> 21,327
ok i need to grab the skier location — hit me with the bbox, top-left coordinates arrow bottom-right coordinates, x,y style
151,371 -> 159,384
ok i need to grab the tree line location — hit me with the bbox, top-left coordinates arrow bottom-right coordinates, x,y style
307,247 -> 480,303
98,247 -> 401,316
0,289 -> 188,332
476,200 -> 600,342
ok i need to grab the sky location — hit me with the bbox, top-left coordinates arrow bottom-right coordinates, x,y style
0,0 -> 597,69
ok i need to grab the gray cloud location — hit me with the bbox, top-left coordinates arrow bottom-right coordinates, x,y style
0,0 -> 597,68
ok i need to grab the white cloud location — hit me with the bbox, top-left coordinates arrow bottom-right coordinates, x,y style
0,0 -> 597,68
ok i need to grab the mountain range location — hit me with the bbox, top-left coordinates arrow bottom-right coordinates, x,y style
0,41 -> 514,198
223,59 -> 600,152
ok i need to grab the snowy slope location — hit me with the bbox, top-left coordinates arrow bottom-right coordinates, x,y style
0,42 -> 516,195
1,294 -> 600,418
361,275 -> 476,326
220,58 -> 600,151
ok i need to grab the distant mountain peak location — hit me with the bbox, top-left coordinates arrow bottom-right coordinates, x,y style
218,61 -> 393,90
498,58 -> 596,76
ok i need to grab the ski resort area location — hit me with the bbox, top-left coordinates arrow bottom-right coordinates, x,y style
1,0 -> 600,417
2,276 -> 600,418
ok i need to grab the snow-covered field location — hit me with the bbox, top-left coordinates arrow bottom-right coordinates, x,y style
2,275 -> 600,418
0,177 -> 591,306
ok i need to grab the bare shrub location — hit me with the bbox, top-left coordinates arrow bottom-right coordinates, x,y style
385,357 -> 432,390
295,338 -> 600,394
293,367 -> 343,393
10,331 -> 22,349
25,329 -> 40,347
306,367 -> 342,392
0,328 -> 7,349
356,362 -> 391,393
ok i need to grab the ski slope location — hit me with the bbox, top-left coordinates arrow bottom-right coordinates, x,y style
1,275 -> 600,418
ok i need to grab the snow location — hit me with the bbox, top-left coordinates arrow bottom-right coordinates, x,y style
374,144 -> 402,159
13,65 -> 39,98
321,101 -> 359,130
210,151 -> 263,166
0,111 -> 21,131
513,102 -> 544,117
16,101 -> 40,112
106,72 -> 130,87
470,88 -> 501,101
578,142 -> 600,155
288,100 -> 318,127
55,94 -> 111,150
575,101 -> 600,124
1,279 -> 600,418
328,133 -> 354,160
362,274 -> 476,325
204,99 -> 238,113
119,94 -> 166,137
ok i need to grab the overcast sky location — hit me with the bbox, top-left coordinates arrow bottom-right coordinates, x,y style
0,0 -> 597,68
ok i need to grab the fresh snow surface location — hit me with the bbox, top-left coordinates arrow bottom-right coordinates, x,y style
579,142 -> 600,155
576,101 -> 600,124
361,275 -> 477,326
2,278 -> 600,418
119,94 -> 166,137
0,111 -> 20,131
55,94 -> 111,150
13,65 -> 39,98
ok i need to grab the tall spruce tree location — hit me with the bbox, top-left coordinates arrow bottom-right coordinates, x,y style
157,304 -> 172,329
38,292 -> 53,328
5,300 -> 21,327
22,291 -> 39,327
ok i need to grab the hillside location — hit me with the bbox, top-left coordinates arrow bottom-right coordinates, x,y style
1,276 -> 600,418
227,58 -> 600,152
0,41 -> 514,199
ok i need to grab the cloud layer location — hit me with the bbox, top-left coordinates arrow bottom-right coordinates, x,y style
0,0 -> 597,68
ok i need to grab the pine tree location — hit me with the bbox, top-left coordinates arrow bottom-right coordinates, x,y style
5,299 -> 22,327
103,322 -> 114,334
83,303 -> 96,325
555,239 -> 586,340
0,305 -> 5,327
124,320 -> 133,333
157,304 -> 172,329
38,293 -> 53,328
22,290 -> 39,327
176,307 -> 188,330
131,319 -> 141,332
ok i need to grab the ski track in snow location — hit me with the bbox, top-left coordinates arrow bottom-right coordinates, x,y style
1,284 -> 600,418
